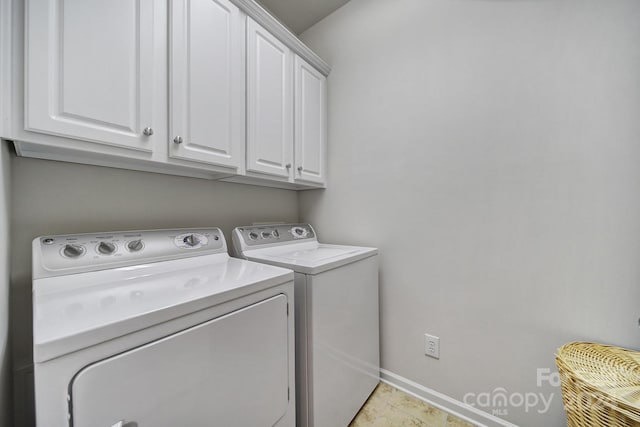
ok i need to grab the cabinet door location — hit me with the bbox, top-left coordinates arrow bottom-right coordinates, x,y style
25,0 -> 158,152
70,295 -> 290,427
246,18 -> 293,179
294,56 -> 327,185
170,0 -> 244,169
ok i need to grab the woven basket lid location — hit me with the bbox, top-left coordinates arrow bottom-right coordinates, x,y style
557,342 -> 640,411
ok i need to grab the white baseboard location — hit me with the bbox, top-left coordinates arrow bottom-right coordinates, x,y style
380,369 -> 520,427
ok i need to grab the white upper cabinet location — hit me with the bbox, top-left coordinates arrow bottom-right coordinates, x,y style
25,0 -> 159,153
294,56 -> 327,185
169,0 -> 244,170
246,17 -> 293,179
15,0 -> 329,187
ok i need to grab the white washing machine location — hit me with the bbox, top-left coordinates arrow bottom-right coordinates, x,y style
232,224 -> 379,427
32,228 -> 295,427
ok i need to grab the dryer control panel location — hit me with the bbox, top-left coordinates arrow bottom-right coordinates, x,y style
235,224 -> 316,247
35,228 -> 225,275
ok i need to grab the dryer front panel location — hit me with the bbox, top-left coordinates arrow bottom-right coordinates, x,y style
69,294 -> 290,427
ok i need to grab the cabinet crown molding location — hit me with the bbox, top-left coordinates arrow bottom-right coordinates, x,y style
229,0 -> 331,76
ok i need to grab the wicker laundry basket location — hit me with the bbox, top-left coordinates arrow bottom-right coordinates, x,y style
555,342 -> 640,427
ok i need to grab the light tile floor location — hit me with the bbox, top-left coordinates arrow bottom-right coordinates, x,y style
350,383 -> 476,427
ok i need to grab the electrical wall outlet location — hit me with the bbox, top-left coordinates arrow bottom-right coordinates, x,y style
424,334 -> 440,359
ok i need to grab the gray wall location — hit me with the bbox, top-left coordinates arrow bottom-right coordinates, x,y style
10,154 -> 298,426
1,143 -> 12,426
299,0 -> 640,425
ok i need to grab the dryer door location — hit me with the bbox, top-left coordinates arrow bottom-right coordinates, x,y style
70,294 -> 290,427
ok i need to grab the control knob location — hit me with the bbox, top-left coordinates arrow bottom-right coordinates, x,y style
97,242 -> 116,255
183,234 -> 200,247
127,239 -> 144,252
248,232 -> 259,241
291,226 -> 308,237
63,244 -> 84,258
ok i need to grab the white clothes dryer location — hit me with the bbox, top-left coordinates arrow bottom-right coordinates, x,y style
232,224 -> 379,427
32,228 -> 295,427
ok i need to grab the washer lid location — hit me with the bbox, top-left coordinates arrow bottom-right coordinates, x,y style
32,254 -> 293,363
244,242 -> 378,275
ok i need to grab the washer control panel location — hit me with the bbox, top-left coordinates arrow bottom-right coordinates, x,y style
38,228 -> 224,272
236,223 -> 316,247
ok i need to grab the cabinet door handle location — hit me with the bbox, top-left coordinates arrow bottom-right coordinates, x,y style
285,163 -> 291,169
297,166 -> 303,172
143,127 -> 154,136
173,136 -> 183,144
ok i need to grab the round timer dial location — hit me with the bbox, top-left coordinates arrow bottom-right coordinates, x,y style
174,233 -> 208,249
127,239 -> 144,252
97,241 -> 116,255
62,244 -> 85,259
290,226 -> 309,239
